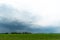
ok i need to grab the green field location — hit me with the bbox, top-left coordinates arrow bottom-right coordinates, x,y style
0,34 -> 60,40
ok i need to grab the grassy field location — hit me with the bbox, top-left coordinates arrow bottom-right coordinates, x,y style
0,34 -> 60,40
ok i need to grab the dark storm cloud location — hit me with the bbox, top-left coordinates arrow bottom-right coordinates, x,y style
0,4 -> 38,33
0,4 -> 59,33
0,20 -> 30,32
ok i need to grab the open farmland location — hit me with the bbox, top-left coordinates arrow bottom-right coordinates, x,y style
0,34 -> 60,40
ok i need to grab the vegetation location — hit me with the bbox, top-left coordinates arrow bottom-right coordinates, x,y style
2,32 -> 32,34
0,33 -> 60,40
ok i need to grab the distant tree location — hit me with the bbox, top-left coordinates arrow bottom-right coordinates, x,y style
3,32 -> 32,34
11,32 -> 18,34
5,32 -> 8,34
22,32 -> 32,34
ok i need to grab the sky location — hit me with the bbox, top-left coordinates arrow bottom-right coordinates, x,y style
0,0 -> 60,33
0,0 -> 57,26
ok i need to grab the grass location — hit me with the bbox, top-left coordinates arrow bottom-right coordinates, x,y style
0,33 -> 60,40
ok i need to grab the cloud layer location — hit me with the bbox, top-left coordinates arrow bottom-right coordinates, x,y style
0,4 -> 60,33
0,4 -> 41,33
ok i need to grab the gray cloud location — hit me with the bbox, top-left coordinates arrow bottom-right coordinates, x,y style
0,4 -> 39,33
0,4 -> 59,33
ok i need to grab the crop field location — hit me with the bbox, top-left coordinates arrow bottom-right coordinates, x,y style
0,34 -> 60,40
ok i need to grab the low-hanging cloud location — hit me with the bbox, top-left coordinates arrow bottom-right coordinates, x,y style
0,4 -> 41,33
0,4 -> 60,33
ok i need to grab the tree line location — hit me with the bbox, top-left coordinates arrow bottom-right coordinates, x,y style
1,32 -> 32,34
